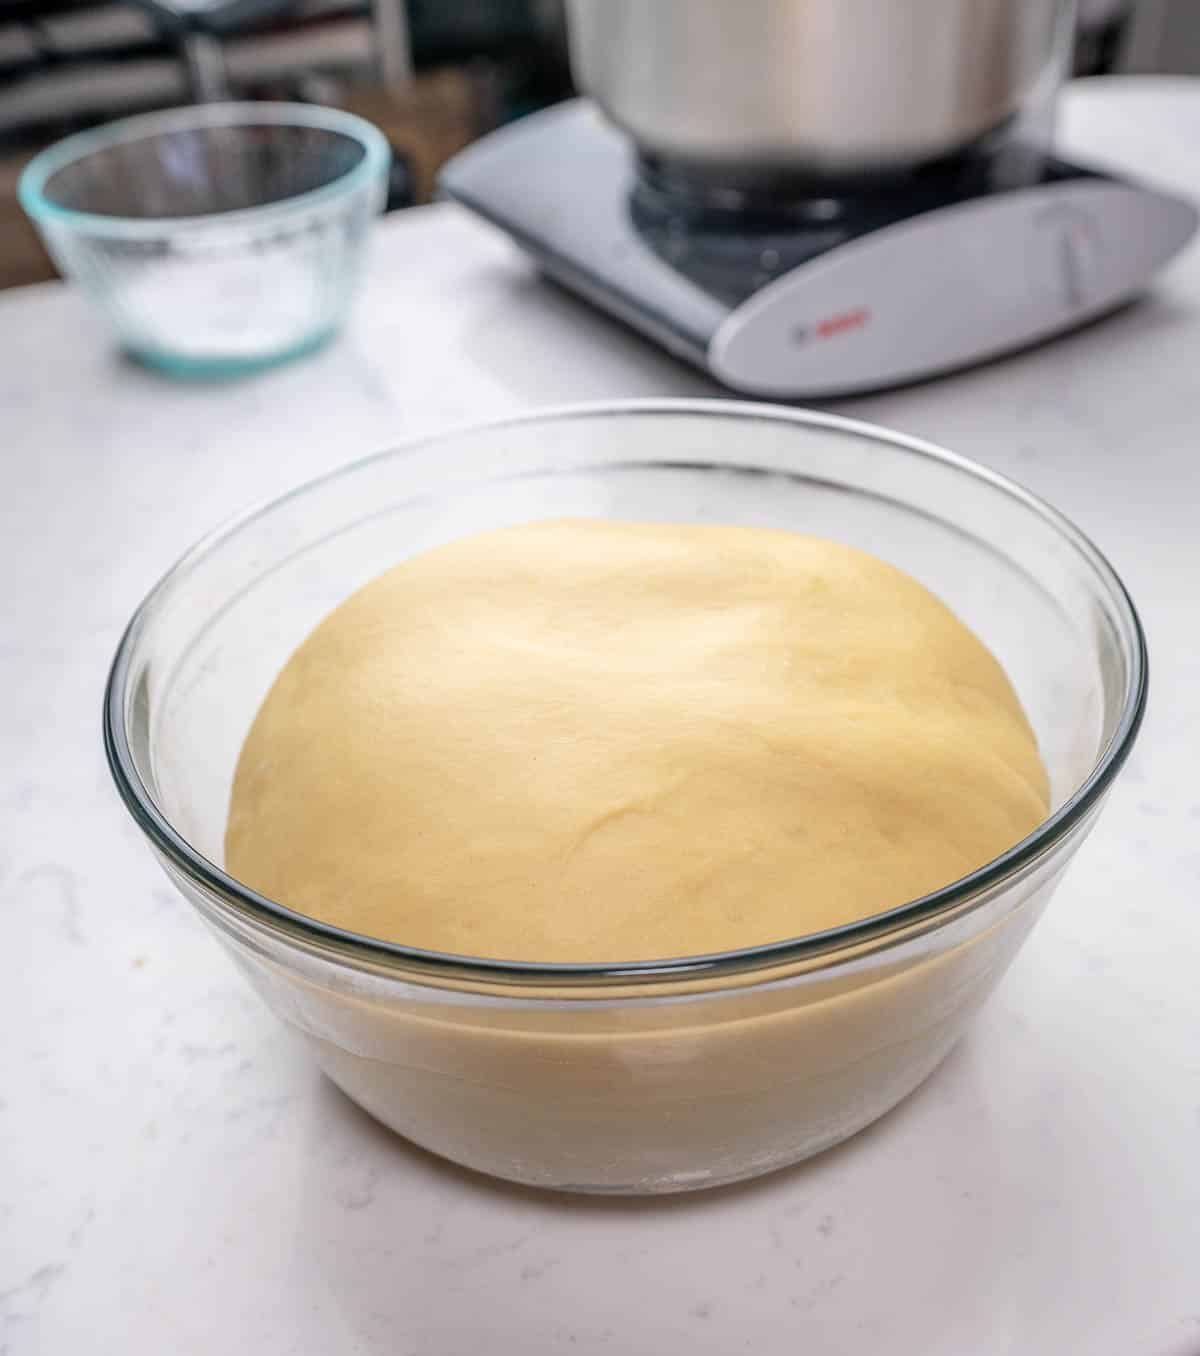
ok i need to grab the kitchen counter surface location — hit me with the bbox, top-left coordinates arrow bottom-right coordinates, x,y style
2,78 -> 1198,1356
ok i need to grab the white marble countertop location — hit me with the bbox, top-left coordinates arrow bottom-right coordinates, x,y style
3,77 -> 1199,1356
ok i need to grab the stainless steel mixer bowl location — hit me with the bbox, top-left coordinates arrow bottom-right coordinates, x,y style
566,0 -> 1076,177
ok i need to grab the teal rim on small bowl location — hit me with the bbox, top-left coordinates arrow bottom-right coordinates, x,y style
18,100 -> 391,237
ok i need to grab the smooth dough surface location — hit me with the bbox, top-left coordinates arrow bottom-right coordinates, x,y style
226,520 -> 1049,962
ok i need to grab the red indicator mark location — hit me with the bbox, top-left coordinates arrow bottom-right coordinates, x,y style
815,307 -> 870,340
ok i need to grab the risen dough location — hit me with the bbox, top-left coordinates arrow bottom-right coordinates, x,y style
226,520 -> 1049,962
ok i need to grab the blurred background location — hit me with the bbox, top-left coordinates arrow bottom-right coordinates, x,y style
1,0 -> 1197,290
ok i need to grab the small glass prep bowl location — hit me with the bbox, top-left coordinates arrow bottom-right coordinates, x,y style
104,402 -> 1145,1193
20,102 -> 389,376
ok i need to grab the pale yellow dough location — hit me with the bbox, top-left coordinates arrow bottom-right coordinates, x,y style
226,520 -> 1049,962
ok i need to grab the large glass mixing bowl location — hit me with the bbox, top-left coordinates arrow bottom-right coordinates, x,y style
104,402 -> 1145,1193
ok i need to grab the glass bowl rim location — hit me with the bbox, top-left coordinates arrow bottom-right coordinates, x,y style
18,100 -> 390,238
103,398 -> 1147,986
